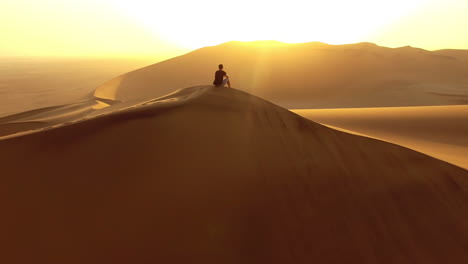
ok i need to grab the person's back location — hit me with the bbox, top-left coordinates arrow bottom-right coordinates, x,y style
213,64 -> 231,88
213,70 -> 226,86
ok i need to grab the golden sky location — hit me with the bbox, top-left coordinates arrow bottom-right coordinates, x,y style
1,0 -> 467,58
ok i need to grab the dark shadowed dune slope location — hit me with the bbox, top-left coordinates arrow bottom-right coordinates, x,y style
1,86 -> 468,263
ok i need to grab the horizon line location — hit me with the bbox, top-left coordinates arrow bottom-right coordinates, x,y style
2,40 -> 468,59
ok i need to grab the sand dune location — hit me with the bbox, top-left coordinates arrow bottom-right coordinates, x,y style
0,100 -> 108,137
95,41 -> 468,109
434,49 -> 468,61
294,105 -> 468,169
1,86 -> 468,263
0,57 -> 157,117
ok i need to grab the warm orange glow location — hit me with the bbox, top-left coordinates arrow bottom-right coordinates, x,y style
1,0 -> 467,57
112,0 -> 430,48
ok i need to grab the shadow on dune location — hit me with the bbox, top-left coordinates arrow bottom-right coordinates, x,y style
1,86 -> 468,263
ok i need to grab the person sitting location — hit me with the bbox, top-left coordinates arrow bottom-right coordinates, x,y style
213,64 -> 231,88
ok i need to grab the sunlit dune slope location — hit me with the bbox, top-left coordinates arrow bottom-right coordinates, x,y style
294,105 -> 468,169
0,97 -> 131,138
1,86 -> 468,263
0,57 -> 156,118
95,41 -> 468,108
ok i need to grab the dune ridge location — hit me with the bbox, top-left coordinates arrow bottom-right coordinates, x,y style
94,41 -> 468,109
294,105 -> 468,169
0,57 -> 157,118
0,85 -> 213,139
1,86 -> 468,263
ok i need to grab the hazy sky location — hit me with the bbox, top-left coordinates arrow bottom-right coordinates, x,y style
1,0 -> 467,58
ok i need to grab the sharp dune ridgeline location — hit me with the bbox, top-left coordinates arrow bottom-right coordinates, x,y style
96,41 -> 468,109
1,85 -> 468,263
1,41 -> 468,263
2,41 -> 468,137
294,105 -> 468,169
0,57 -> 156,118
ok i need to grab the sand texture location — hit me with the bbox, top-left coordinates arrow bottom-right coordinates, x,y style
1,86 -> 468,263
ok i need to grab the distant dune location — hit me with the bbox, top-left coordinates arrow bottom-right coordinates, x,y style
95,41 -> 468,109
294,105 -> 468,169
434,49 -> 468,61
1,86 -> 468,263
0,57 -> 156,117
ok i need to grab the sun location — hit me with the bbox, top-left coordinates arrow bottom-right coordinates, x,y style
111,0 -> 430,49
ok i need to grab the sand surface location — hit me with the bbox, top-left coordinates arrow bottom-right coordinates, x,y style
294,105 -> 468,169
0,57 -> 156,117
1,41 -> 468,263
1,86 -> 468,263
95,41 -> 468,109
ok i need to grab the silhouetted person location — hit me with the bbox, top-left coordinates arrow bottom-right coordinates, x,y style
213,64 -> 231,88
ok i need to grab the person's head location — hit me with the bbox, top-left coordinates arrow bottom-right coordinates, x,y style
218,64 -> 224,70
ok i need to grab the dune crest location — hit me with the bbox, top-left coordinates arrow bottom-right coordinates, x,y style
1,86 -> 468,263
94,41 -> 468,109
294,105 -> 468,169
